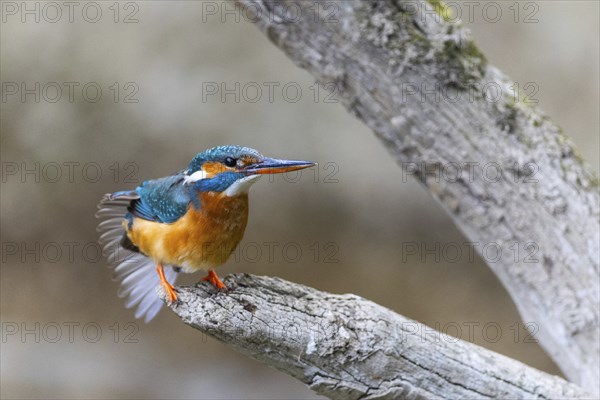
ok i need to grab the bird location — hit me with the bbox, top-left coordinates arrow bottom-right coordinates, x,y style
96,145 -> 315,322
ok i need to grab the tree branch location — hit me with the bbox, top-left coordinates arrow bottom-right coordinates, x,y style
162,274 -> 588,399
233,0 -> 600,395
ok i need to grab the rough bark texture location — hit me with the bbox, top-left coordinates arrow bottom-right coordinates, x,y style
162,275 -> 589,399
233,0 -> 600,395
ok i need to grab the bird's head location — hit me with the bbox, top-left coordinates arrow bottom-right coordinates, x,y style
183,145 -> 316,196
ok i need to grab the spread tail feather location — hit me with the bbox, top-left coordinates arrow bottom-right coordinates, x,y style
96,192 -> 177,322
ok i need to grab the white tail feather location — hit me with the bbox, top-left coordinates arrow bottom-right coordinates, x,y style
96,194 -> 177,323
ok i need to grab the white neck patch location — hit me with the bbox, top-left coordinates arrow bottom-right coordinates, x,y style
183,170 -> 207,185
223,175 -> 261,196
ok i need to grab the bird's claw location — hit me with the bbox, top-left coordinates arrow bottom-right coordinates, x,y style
163,283 -> 179,304
201,269 -> 228,292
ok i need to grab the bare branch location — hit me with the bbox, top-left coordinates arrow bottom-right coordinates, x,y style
162,274 -> 588,399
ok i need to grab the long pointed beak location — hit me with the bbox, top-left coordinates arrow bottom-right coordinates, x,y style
244,157 -> 316,175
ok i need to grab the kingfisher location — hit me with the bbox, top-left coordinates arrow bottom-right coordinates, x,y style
96,145 -> 315,322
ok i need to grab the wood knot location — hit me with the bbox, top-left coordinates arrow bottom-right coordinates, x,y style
238,298 -> 257,313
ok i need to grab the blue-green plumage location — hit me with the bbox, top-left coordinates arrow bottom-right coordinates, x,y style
132,174 -> 192,223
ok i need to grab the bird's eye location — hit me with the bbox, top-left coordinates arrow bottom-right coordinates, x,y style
224,157 -> 237,167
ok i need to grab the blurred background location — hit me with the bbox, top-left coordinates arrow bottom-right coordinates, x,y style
1,1 -> 598,399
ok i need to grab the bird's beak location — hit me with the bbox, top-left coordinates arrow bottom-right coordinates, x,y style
244,157 -> 316,175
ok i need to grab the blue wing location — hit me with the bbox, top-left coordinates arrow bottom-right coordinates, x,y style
130,172 -> 197,224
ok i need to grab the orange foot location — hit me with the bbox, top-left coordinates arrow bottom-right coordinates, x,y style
201,269 -> 226,290
156,263 -> 178,303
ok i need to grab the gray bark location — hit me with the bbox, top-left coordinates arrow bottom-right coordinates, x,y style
232,0 -> 600,396
163,274 -> 589,399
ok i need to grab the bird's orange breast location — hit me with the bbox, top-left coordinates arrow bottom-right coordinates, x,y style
126,192 -> 249,272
